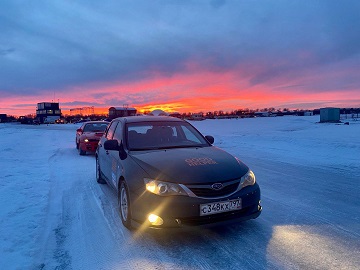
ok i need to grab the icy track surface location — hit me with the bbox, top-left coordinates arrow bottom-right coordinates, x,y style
0,115 -> 359,270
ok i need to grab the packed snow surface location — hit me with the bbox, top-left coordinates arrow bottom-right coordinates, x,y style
0,115 -> 359,269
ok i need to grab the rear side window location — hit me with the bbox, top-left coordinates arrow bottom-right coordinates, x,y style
105,122 -> 118,140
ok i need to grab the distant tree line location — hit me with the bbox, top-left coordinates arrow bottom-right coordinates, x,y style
1,107 -> 360,124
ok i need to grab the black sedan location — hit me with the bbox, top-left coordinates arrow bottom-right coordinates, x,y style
96,116 -> 261,229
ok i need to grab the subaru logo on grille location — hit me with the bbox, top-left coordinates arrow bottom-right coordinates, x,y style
211,183 -> 223,190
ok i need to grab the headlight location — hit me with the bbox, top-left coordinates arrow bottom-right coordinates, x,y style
84,138 -> 89,142
144,178 -> 187,196
240,170 -> 256,188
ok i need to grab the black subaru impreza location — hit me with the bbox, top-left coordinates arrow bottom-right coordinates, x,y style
96,116 -> 261,229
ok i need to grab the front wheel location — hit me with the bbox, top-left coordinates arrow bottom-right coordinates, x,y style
96,157 -> 106,184
78,145 -> 86,155
119,181 -> 132,229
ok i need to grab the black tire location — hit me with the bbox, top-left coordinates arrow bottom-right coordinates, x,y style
79,147 -> 86,155
96,157 -> 106,184
76,140 -> 79,149
119,181 -> 132,229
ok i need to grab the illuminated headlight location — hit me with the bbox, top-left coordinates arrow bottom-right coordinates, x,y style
144,178 -> 187,196
148,214 -> 163,226
240,170 -> 256,188
84,138 -> 89,142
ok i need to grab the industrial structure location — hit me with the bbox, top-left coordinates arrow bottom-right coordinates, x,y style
36,102 -> 62,124
70,106 -> 95,116
108,106 -> 137,119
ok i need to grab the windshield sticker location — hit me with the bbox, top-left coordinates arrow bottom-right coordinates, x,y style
185,157 -> 218,166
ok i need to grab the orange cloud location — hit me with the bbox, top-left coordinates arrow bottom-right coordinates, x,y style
1,64 -> 359,116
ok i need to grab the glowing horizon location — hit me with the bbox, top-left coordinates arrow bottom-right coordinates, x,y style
1,66 -> 360,116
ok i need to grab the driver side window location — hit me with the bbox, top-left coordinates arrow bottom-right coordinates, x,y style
105,122 -> 118,140
113,124 -> 123,142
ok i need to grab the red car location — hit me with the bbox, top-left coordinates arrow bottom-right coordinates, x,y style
76,121 -> 109,155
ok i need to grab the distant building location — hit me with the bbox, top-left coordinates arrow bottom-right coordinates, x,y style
254,111 -> 270,117
169,112 -> 182,118
320,107 -> 340,123
0,114 -> 7,123
108,107 -> 137,119
148,109 -> 169,116
189,113 -> 205,121
36,102 -> 62,124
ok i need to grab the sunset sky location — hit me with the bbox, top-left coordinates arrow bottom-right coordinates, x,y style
1,0 -> 360,116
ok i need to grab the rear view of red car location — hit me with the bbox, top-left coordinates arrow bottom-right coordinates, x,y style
76,121 -> 109,155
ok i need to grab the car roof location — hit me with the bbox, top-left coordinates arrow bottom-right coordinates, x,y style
83,121 -> 110,124
115,116 -> 185,124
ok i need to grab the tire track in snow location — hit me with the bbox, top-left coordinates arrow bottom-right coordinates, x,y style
35,147 -> 75,270
89,174 -> 180,269
44,147 -> 135,270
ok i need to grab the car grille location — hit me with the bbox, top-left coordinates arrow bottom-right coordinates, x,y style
185,179 -> 240,198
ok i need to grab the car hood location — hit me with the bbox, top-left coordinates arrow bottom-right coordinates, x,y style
129,146 -> 249,184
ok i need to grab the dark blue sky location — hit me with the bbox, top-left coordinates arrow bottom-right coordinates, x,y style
1,0 -> 359,115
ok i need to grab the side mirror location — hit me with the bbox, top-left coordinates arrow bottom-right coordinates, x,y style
205,135 -> 214,144
103,140 -> 127,160
104,139 -> 120,151
76,128 -> 83,133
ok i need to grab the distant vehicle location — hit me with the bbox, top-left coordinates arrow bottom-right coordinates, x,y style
76,121 -> 109,155
55,118 -> 65,124
44,116 -> 60,124
96,116 -> 261,229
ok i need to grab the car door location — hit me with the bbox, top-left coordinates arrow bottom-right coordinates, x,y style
108,120 -> 124,189
98,120 -> 118,182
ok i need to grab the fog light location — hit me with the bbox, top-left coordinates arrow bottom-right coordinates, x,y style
148,214 -> 164,226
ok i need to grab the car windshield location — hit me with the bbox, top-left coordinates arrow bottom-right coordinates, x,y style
126,121 -> 209,150
83,123 -> 108,132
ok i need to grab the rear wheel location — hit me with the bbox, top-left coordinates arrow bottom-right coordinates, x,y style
119,181 -> 132,229
96,157 -> 106,184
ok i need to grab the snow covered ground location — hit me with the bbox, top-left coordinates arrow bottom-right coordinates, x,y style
0,115 -> 359,270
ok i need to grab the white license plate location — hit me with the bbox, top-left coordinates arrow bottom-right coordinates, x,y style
200,199 -> 242,216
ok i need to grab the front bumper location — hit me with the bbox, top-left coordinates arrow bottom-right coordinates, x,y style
80,141 -> 98,152
130,183 -> 261,228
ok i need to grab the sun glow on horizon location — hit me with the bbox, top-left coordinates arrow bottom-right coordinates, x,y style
1,66 -> 359,117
